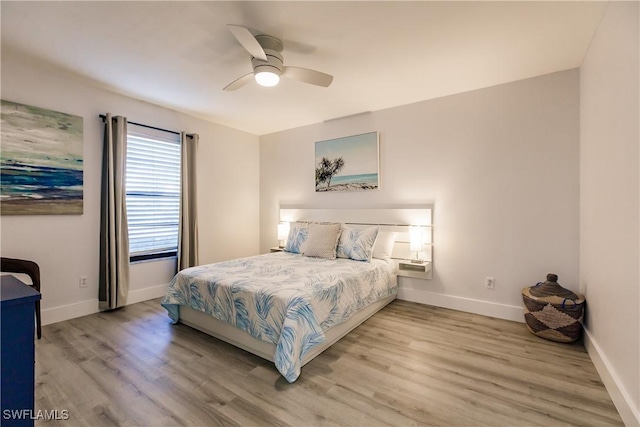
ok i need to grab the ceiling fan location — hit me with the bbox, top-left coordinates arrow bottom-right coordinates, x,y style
224,25 -> 334,91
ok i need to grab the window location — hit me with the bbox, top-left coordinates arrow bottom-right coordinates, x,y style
126,124 -> 181,262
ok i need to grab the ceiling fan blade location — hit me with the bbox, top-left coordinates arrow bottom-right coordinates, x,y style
282,67 -> 333,87
227,25 -> 267,61
223,72 -> 254,91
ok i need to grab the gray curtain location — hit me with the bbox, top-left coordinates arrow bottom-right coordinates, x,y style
178,132 -> 199,271
99,114 -> 130,309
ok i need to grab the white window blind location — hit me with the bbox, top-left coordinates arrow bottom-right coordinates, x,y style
126,124 -> 181,257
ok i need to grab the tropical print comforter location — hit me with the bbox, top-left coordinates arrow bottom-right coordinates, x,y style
161,252 -> 397,382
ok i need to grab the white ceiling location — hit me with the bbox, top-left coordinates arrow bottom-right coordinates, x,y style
1,1 -> 607,135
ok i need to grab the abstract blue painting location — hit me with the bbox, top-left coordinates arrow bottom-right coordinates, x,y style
1,100 -> 83,215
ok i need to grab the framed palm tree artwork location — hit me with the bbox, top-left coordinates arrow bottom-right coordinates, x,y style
314,131 -> 379,192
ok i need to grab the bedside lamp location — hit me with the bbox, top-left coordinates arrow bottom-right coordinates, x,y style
277,222 -> 290,248
409,226 -> 424,263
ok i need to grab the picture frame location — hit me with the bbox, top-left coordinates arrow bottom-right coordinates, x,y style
315,131 -> 379,192
1,100 -> 83,215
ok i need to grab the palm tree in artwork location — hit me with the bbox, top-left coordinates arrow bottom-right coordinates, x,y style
327,157 -> 345,188
316,157 -> 345,189
316,157 -> 332,187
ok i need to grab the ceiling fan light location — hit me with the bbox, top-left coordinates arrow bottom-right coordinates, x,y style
255,71 -> 280,87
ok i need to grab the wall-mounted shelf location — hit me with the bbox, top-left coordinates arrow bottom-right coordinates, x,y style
397,260 -> 432,280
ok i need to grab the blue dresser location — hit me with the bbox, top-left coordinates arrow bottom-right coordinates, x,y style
1,275 -> 41,427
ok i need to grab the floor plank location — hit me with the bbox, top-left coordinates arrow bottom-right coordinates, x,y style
35,299 -> 623,426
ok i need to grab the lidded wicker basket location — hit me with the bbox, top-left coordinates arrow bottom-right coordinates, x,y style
522,274 -> 585,343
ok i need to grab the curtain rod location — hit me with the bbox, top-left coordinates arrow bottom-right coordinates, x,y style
99,114 -> 180,136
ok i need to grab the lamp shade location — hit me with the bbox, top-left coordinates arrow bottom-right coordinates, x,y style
409,226 -> 424,252
277,222 -> 290,241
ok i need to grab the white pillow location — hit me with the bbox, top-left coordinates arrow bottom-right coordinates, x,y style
303,222 -> 341,259
337,225 -> 379,262
284,222 -> 309,254
372,231 -> 396,259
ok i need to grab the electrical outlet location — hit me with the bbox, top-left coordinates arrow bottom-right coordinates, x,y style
79,276 -> 88,288
485,277 -> 495,290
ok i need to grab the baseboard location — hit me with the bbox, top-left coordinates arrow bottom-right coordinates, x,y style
583,329 -> 640,427
127,283 -> 168,305
41,299 -> 99,326
397,287 -> 525,323
41,283 -> 168,326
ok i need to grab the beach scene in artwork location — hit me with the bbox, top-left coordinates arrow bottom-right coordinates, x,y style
315,132 -> 379,192
1,100 -> 83,215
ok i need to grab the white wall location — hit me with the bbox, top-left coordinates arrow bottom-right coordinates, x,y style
260,70 -> 580,321
0,49 -> 261,324
580,2 -> 640,425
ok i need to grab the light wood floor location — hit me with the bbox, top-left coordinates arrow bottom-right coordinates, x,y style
35,299 -> 623,426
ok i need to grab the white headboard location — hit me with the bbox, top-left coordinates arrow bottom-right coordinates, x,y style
279,207 -> 433,264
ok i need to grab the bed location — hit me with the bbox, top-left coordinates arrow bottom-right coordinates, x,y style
161,208 -> 432,382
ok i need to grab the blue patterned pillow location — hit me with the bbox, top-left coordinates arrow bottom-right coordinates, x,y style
337,225 -> 380,262
284,222 -> 309,254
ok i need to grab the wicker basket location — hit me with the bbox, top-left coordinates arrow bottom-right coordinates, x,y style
522,274 -> 585,343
